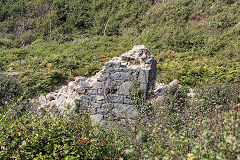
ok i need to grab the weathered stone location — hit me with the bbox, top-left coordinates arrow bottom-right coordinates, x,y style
76,97 -> 89,108
76,81 -> 90,94
109,72 -> 131,81
117,81 -> 134,95
169,79 -> 179,87
123,97 -> 133,105
138,70 -> 149,83
96,108 -> 109,115
56,95 -> 65,107
37,45 -> 157,124
90,114 -> 103,124
105,78 -> 117,87
74,76 -> 86,82
46,93 -> 55,100
125,107 -> 138,118
91,81 -> 104,89
49,100 -> 56,108
39,95 -> 47,104
96,74 -> 109,82
187,88 -> 195,98
101,103 -> 113,110
105,61 -> 122,68
140,83 -> 148,96
76,88 -> 85,94
79,95 -> 91,100
151,80 -> 185,105
154,83 -> 169,96
1,72 -> 19,76
113,103 -> 131,113
95,95 -> 105,102
97,89 -> 104,95
187,88 -> 196,105
112,103 -> 135,118
107,95 -> 124,103
87,89 -> 98,95
91,102 -> 102,108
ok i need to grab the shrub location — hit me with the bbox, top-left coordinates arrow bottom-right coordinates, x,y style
0,75 -> 23,107
20,30 -> 37,46
0,111 -> 121,159
196,82 -> 239,111
120,82 -> 240,159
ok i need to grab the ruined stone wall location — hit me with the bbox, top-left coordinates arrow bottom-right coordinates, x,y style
38,45 -> 157,123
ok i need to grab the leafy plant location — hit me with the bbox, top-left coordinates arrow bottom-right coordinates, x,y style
0,110 -> 121,159
0,75 -> 23,107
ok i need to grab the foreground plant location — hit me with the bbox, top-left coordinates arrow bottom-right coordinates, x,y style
0,109 -> 122,159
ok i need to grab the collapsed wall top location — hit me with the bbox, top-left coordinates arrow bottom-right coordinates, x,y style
113,45 -> 155,69
38,45 -> 157,123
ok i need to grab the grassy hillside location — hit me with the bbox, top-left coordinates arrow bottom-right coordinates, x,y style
0,0 -> 240,159
0,0 -> 240,97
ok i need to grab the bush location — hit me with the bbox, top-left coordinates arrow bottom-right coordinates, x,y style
0,111 -> 121,159
0,75 -> 23,107
196,82 -> 239,111
119,82 -> 240,159
20,30 -> 37,46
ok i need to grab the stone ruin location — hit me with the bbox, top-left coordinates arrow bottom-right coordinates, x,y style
37,45 -> 196,123
38,45 -> 157,123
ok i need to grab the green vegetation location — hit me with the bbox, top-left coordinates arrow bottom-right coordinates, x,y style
0,0 -> 239,96
0,0 -> 240,159
0,83 -> 239,159
0,36 -> 133,96
0,110 -> 121,159
0,75 -> 23,107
